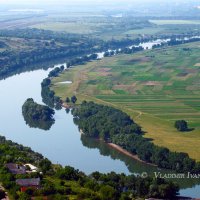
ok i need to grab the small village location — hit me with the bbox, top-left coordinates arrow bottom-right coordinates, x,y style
1,163 -> 41,199
6,163 -> 40,189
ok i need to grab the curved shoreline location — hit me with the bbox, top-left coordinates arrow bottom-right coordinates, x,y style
79,128 -> 157,167
107,143 -> 157,167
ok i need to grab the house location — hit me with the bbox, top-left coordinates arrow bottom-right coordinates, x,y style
24,163 -> 38,173
16,178 -> 40,192
5,163 -> 26,174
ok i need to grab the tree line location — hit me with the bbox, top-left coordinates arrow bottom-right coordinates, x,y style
1,28 -> 200,80
72,101 -> 200,174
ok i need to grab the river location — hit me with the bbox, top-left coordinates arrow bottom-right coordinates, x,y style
0,38 -> 200,198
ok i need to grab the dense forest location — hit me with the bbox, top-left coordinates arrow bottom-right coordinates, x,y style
72,101 -> 200,174
0,135 -> 179,199
0,28 -> 144,79
1,28 -> 200,80
22,98 -> 55,121
0,29 -> 102,79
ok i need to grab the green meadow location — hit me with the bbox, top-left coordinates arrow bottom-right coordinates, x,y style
51,42 -> 200,160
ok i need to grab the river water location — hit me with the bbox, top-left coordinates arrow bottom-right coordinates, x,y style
0,39 -> 200,197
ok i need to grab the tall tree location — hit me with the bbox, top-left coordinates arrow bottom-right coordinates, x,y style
175,120 -> 188,131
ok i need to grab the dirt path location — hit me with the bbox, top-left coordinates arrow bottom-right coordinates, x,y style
135,111 -> 143,119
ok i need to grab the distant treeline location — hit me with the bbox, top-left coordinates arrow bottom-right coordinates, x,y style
72,101 -> 200,174
1,28 -> 200,79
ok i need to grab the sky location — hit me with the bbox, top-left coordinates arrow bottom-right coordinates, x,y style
2,0 -> 117,4
0,0 -> 194,4
0,0 -> 199,9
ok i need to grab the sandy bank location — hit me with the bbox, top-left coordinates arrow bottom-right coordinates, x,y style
107,143 -> 157,167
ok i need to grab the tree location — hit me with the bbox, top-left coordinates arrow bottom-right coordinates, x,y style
71,96 -> 77,104
60,65 -> 64,71
175,120 -> 188,132
22,98 -> 55,121
39,158 -> 52,173
65,97 -> 70,103
104,51 -> 110,57
99,185 -> 117,200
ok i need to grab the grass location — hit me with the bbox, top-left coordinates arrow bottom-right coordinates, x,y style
31,22 -> 98,34
29,17 -> 163,40
124,27 -> 164,35
51,42 -> 200,161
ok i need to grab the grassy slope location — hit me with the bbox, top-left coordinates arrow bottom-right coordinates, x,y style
51,42 -> 200,161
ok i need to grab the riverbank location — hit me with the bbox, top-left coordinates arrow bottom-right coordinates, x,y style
107,143 -> 157,167
79,127 -> 157,167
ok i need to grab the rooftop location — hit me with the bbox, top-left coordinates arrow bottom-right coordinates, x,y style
16,178 -> 40,187
5,163 -> 26,174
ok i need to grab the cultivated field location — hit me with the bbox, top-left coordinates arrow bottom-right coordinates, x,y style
51,42 -> 200,160
30,21 -> 100,34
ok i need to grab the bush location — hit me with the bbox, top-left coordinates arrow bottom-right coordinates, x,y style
175,120 -> 188,131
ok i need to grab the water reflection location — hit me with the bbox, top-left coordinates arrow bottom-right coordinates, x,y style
22,111 -> 55,131
80,134 -> 200,190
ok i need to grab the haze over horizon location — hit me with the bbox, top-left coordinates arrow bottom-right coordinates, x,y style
1,0 -> 199,5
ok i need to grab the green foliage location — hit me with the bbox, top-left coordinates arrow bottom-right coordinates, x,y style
72,101 -> 142,140
65,97 -> 70,103
22,98 -> 55,130
48,67 -> 64,78
71,96 -> 77,104
0,136 -> 44,199
0,28 -> 103,79
18,193 -> 31,200
41,78 -> 51,87
56,166 -> 80,181
0,134 -> 180,199
99,185 -> 117,200
72,101 -> 200,174
41,79 -> 62,110
39,158 -> 52,174
22,98 -> 55,121
175,120 -> 188,132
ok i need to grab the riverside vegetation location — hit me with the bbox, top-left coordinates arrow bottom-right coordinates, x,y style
0,135 -> 179,199
51,41 -> 200,162
72,101 -> 200,174
22,98 -> 55,131
2,11 -> 200,198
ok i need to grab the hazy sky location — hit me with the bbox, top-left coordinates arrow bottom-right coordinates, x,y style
0,0 -> 199,7
2,0 -> 119,5
2,0 -> 120,4
0,0 -> 194,4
